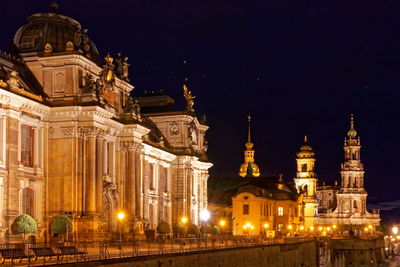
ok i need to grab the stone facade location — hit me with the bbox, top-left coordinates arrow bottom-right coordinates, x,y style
316,115 -> 380,227
0,6 -> 212,241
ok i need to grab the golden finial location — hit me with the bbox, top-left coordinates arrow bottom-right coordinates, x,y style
304,135 -> 308,143
347,114 -> 357,139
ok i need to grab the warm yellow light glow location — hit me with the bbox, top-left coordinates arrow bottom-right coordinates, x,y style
243,225 -> 247,229
310,226 -> 314,231
397,235 -> 400,240
299,225 -> 304,231
368,225 -> 373,229
117,212 -> 125,221
392,226 -> 398,235
318,226 -> 323,231
287,225 -> 293,230
364,227 -> 368,231
263,223 -> 269,229
181,216 -> 188,224
327,227 -> 331,231
250,225 -> 254,230
219,220 -> 226,227
332,225 -> 337,229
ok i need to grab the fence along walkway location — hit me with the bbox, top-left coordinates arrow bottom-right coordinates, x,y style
0,236 -> 316,266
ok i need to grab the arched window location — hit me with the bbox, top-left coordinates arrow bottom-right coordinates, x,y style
22,188 -> 34,217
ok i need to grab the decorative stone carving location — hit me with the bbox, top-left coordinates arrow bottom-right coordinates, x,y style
99,54 -> 115,88
44,43 -> 53,53
124,96 -> 141,119
169,122 -> 179,136
115,53 -> 130,82
120,141 -> 140,151
61,126 -> 74,138
66,41 -> 74,51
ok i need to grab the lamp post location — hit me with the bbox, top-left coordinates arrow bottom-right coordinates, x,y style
117,212 -> 125,241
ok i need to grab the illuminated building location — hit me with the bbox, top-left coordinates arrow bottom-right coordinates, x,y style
0,3 -> 212,241
316,115 -> 380,227
294,136 -> 318,228
238,115 -> 260,177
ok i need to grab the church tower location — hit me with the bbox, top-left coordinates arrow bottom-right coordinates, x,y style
239,115 -> 260,177
335,114 -> 368,216
294,135 -> 318,227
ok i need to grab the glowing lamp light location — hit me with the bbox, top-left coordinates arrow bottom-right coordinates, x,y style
287,225 -> 293,230
181,216 -> 188,224
392,226 -> 398,235
299,225 -> 304,231
364,227 -> 368,231
318,226 -> 323,231
332,225 -> 337,229
117,212 -> 125,221
200,210 -> 210,222
368,225 -> 373,229
219,220 -> 226,227
250,225 -> 254,230
263,223 -> 269,229
310,226 -> 315,231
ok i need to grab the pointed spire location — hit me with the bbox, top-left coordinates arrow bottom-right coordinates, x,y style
304,135 -> 308,143
247,114 -> 252,143
347,114 -> 357,139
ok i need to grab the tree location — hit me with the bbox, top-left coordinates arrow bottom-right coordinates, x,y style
157,221 -> 170,234
51,216 -> 73,239
172,223 -> 185,237
11,214 -> 38,241
187,224 -> 199,235
210,226 -> 220,235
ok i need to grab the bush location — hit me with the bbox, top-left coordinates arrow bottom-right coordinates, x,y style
157,221 -> 170,234
144,229 -> 156,241
172,223 -> 185,235
187,224 -> 199,235
11,214 -> 38,235
51,216 -> 73,234
210,226 -> 220,235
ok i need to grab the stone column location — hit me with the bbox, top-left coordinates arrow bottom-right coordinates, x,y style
85,133 -> 96,214
135,150 -> 141,216
96,137 -> 103,213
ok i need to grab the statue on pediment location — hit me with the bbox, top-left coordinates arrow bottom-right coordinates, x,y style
124,96 -> 141,119
115,53 -> 130,82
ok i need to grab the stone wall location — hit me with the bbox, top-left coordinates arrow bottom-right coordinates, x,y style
328,237 -> 385,267
56,241 -> 318,267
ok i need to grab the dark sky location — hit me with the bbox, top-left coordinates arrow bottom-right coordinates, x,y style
1,1 -> 400,223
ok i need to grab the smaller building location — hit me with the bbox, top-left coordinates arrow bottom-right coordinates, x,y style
316,180 -> 340,214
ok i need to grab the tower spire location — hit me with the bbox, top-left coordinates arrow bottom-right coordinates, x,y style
239,114 -> 260,177
304,135 -> 308,143
247,114 -> 251,143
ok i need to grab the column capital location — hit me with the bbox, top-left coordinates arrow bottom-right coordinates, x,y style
120,141 -> 142,151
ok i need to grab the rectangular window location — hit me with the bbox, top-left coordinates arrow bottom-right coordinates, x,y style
301,164 -> 307,172
278,207 -> 283,216
278,224 -> 283,231
243,204 -> 249,215
163,167 -> 169,193
21,125 -> 34,167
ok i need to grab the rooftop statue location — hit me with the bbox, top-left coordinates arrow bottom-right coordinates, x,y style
183,84 -> 195,112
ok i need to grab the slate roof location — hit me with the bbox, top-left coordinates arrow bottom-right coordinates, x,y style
208,176 -> 301,207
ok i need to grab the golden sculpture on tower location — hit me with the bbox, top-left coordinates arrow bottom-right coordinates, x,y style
183,84 -> 195,112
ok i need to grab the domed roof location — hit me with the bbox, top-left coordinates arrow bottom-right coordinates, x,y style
299,135 -> 313,151
11,2 -> 99,64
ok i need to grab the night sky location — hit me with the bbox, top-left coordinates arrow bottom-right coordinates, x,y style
1,1 -> 399,223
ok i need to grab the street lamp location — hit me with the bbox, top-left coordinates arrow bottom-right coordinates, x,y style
392,226 -> 398,235
117,212 -> 125,242
200,210 -> 210,247
181,216 -> 188,224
